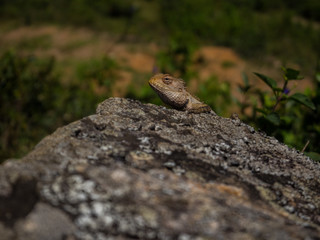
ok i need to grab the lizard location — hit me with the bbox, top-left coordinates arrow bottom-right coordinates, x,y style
149,73 -> 215,114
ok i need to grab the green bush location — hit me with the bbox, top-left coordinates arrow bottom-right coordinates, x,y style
0,51 -> 63,160
0,52 -> 118,161
237,67 -> 320,161
198,75 -> 232,116
125,73 -> 162,106
0,0 -> 136,30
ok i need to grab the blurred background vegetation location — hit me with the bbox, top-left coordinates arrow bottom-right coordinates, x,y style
0,0 -> 319,162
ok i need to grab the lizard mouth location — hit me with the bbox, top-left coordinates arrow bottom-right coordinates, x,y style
148,77 -> 157,86
148,78 -> 163,91
148,80 -> 157,90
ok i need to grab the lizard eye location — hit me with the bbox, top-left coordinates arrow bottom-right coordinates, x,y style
162,77 -> 172,84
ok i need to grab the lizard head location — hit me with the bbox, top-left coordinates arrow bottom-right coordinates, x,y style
149,73 -> 188,109
149,73 -> 185,90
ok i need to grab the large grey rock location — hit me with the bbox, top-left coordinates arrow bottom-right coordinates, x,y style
0,97 -> 319,240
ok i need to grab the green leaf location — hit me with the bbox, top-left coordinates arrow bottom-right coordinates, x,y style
264,112 -> 280,126
238,84 -> 251,93
282,67 -> 303,80
305,152 -> 320,162
254,72 -> 277,90
273,87 -> 283,93
280,115 -> 293,124
255,107 -> 267,114
242,72 -> 249,87
238,73 -> 251,93
289,93 -> 316,110
316,73 -> 320,83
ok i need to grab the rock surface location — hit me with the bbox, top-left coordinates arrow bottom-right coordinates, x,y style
0,97 -> 320,240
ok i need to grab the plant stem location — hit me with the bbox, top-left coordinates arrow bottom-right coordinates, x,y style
272,80 -> 288,112
301,140 -> 310,153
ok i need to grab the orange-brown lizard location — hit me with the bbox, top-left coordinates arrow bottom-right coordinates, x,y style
149,73 -> 215,114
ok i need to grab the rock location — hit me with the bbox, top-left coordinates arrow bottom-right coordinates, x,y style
0,97 -> 319,240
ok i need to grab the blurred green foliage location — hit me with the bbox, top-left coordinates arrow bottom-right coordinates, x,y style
125,72 -> 162,106
159,0 -> 320,68
156,39 -> 197,80
198,76 -> 232,116
0,51 -> 62,160
0,0 -> 319,69
0,52 -> 117,161
0,0 -> 136,28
